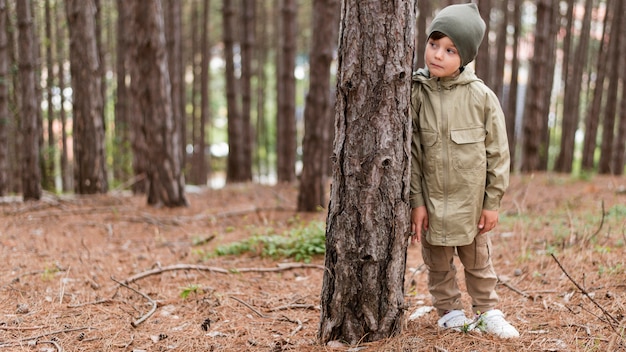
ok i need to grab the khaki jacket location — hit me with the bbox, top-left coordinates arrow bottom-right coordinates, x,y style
410,67 -> 510,246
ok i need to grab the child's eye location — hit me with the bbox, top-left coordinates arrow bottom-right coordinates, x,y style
447,49 -> 456,55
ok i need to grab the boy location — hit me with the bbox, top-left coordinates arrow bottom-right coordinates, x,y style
409,3 -> 519,338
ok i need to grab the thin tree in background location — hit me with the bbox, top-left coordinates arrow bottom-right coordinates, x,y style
188,0 -> 201,185
520,0 -> 558,172
505,0 -> 522,170
113,0 -> 131,185
55,1 -> 70,191
66,0 -> 108,194
0,0 -> 8,195
128,0 -> 187,207
581,0 -> 611,171
255,2 -> 270,181
598,0 -> 623,174
474,0 -> 492,88
276,0 -> 297,183
224,0 -> 245,183
240,0 -> 254,182
43,0 -> 55,191
319,0 -> 415,343
598,1 -> 624,174
297,0 -> 339,212
613,1 -> 626,175
164,0 -> 186,185
197,0 -> 210,185
493,0 -> 508,100
16,0 -> 41,200
415,0 -> 430,70
555,0 -> 592,173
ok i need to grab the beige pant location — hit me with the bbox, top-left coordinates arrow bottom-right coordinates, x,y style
421,233 -> 499,316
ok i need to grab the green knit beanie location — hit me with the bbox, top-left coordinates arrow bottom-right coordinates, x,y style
427,3 -> 486,67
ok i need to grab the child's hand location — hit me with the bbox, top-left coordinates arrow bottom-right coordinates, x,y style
410,206 -> 429,243
478,209 -> 499,234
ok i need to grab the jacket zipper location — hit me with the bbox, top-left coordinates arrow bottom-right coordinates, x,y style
438,79 -> 449,244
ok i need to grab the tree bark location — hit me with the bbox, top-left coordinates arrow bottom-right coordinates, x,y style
520,0 -> 557,172
17,0 -> 41,200
555,0 -> 592,173
128,0 -> 187,207
598,0 -> 623,174
581,0 -> 611,171
297,0 -> 339,212
66,0 -> 108,194
240,0 -> 254,181
0,0 -> 8,195
319,0 -> 415,344
505,0 -> 522,171
224,0 -> 244,183
276,0 -> 297,183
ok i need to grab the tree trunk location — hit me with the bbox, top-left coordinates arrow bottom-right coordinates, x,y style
224,0 -> 244,183
16,0 -> 41,200
198,0 -> 210,185
581,0 -> 611,171
555,0 -> 592,173
66,0 -> 108,194
297,0 -> 339,212
415,0 -> 430,70
55,2 -> 71,192
240,0 -> 254,182
276,0 -> 297,183
255,2 -> 269,180
164,0 -> 185,181
319,0 -> 415,344
520,0 -> 557,172
128,0 -> 187,207
474,0 -> 491,88
43,0 -> 55,191
505,0 -> 522,171
598,0 -> 623,174
493,0 -> 508,100
612,0 -> 626,175
0,0 -> 8,196
113,0 -> 131,184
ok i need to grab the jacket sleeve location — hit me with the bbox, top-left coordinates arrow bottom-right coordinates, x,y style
482,89 -> 510,211
410,83 -> 425,209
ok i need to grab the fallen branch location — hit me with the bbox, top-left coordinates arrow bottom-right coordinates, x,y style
67,298 -> 113,308
269,304 -> 319,312
110,277 -> 157,328
121,262 -> 324,285
550,253 -> 619,330
0,326 -> 90,347
230,296 -> 267,318
0,325 -> 45,331
586,200 -> 605,244
497,276 -> 533,300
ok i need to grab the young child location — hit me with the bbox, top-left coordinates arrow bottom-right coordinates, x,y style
409,3 -> 519,338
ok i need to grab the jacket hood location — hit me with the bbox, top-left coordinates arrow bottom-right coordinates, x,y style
427,3 -> 486,67
413,66 -> 483,90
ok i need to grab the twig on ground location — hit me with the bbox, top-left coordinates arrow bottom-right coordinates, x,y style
0,326 -> 90,347
230,296 -> 266,318
269,304 -> 319,312
498,276 -> 533,300
67,298 -> 113,308
0,325 -> 45,331
586,200 -> 605,244
550,253 -> 619,330
110,277 -> 157,327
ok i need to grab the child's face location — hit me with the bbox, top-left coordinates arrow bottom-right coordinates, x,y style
424,36 -> 461,78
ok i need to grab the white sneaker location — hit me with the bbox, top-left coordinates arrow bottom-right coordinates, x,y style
476,309 -> 520,338
437,310 -> 474,332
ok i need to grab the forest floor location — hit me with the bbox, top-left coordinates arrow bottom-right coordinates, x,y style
1,172 -> 625,352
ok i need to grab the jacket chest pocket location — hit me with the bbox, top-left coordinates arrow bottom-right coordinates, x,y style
450,127 -> 486,171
